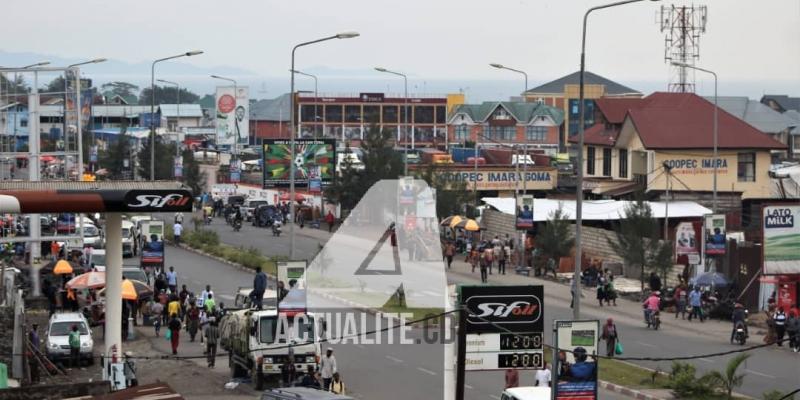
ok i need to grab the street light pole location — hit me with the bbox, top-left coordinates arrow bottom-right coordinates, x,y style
66,58 -> 106,180
575,0 -> 654,320
489,63 -> 528,96
150,50 -> 203,181
374,67 -> 408,176
290,69 -> 319,138
290,32 -> 359,260
158,79 -> 181,178
671,62 -> 718,213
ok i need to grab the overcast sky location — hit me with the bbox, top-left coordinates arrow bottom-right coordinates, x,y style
2,0 -> 798,100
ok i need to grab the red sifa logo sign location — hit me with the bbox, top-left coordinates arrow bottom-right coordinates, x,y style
127,193 -> 191,209
462,286 -> 544,334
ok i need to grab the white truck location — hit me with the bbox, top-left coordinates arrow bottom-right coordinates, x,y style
219,308 -> 322,390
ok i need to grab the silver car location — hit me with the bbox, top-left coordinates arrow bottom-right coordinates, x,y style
45,312 -> 94,365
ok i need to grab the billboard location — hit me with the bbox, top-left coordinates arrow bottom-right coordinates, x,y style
554,320 -> 599,400
516,195 -> 534,230
460,285 -> 544,334
763,205 -> 800,274
675,222 -> 698,255
704,214 -> 726,255
262,139 -> 336,188
215,86 -> 249,147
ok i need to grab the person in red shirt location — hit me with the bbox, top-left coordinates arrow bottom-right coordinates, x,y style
504,368 -> 519,389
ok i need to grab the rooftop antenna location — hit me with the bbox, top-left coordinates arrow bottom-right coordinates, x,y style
659,4 -> 707,92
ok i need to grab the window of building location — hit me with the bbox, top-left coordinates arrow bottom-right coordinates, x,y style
587,146 -> 596,175
20,119 -> 28,128
414,106 -> 434,124
344,105 -> 361,123
399,105 -> 410,124
300,104 -> 318,123
382,105 -> 398,124
737,152 -> 755,182
324,105 -> 342,123
484,125 -> 515,141
455,125 -> 469,141
435,106 -> 446,124
619,149 -> 628,178
526,126 -> 547,141
363,105 -> 380,125
568,99 -> 595,136
602,148 -> 612,176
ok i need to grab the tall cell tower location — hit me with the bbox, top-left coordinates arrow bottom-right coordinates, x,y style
659,4 -> 708,92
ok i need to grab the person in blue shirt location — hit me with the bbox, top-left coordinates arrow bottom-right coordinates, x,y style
568,347 -> 596,382
688,286 -> 704,322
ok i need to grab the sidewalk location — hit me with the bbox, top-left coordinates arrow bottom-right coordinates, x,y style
445,258 -> 746,339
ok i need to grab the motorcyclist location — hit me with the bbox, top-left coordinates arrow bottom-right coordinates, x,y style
233,206 -> 243,224
730,303 -> 748,344
642,291 -> 661,327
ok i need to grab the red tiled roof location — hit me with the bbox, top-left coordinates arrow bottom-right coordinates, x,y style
568,123 -> 618,146
595,98 -> 647,124
628,92 -> 786,150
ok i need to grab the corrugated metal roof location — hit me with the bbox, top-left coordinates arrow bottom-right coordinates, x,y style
526,71 -> 641,96
158,104 -> 203,118
703,96 -> 799,134
0,181 -> 186,191
449,101 -> 564,125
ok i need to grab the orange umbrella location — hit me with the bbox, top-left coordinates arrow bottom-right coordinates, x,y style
120,279 -> 152,300
53,259 -> 74,275
66,271 -> 106,290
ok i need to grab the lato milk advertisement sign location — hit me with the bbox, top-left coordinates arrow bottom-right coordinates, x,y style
763,205 -> 800,274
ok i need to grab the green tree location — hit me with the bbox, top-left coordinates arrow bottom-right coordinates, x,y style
98,124 -> 133,179
101,81 -> 139,103
415,162 -> 472,219
535,205 -> 575,270
139,85 -> 200,105
137,137 -> 176,180
703,353 -> 751,399
608,195 -> 673,292
181,148 -> 206,195
41,76 -> 66,94
0,73 -> 29,94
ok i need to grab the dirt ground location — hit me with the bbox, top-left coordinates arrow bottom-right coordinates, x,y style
26,309 -> 257,399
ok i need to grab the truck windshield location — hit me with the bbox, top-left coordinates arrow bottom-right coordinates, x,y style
259,315 -> 315,344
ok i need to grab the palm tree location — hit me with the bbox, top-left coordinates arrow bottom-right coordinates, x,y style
704,353 -> 751,399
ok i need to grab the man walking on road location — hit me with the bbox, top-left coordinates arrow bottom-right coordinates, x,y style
252,266 -> 268,310
774,307 -> 787,346
204,317 -> 219,368
688,286 -> 704,322
166,266 -> 178,294
173,222 -> 183,246
320,348 -> 337,391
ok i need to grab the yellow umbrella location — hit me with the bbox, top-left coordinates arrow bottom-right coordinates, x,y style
455,218 -> 481,232
53,259 -> 74,275
440,215 -> 464,228
120,279 -> 153,300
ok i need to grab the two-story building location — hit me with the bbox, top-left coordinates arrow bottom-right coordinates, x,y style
571,92 -> 786,229
446,101 -> 564,154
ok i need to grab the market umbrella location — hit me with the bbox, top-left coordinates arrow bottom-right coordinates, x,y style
440,215 -> 464,228
692,272 -> 730,288
454,218 -> 481,232
53,259 -> 74,275
279,192 -> 305,202
66,271 -> 106,290
98,279 -> 153,300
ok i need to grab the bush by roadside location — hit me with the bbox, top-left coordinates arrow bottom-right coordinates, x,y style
169,226 -> 284,276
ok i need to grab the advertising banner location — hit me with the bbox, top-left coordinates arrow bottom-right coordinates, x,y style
704,214 -> 726,255
675,222 -> 698,255
763,205 -> 800,274
516,195 -> 534,230
262,139 -> 336,188
554,320 -> 600,400
436,169 -> 556,191
277,261 -> 308,311
215,86 -> 249,147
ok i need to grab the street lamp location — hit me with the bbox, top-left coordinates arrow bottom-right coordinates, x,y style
672,61 -> 718,213
22,61 -> 51,69
65,58 -> 107,178
374,67 -> 409,176
150,50 -> 203,181
68,58 -> 107,68
574,0 -> 657,320
290,69 -> 319,138
158,79 -> 182,177
289,32 -> 360,260
489,63 -> 528,96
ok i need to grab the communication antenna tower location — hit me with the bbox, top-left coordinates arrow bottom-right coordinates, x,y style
659,4 -> 707,92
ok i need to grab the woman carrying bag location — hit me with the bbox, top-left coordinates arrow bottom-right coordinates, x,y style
601,318 -> 622,357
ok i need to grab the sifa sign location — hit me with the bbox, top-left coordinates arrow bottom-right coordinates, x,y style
123,191 -> 193,212
765,207 -> 795,228
461,285 -> 544,334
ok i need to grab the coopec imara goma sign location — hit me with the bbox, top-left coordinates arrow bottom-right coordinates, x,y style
436,169 -> 556,191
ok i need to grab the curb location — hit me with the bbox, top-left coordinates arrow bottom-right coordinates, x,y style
599,381 -> 669,400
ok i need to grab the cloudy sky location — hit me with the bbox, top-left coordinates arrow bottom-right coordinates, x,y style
2,0 -> 798,101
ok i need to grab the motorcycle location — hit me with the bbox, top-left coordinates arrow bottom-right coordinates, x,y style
645,309 -> 661,330
233,219 -> 242,232
734,322 -> 747,345
272,221 -> 282,237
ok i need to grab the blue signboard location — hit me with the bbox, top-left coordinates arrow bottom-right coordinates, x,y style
139,112 -> 161,128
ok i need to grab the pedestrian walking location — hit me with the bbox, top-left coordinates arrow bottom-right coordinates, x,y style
601,318 -> 620,357
168,313 -> 181,355
479,254 -> 488,283
535,361 -> 551,387
28,324 -> 41,382
605,274 -> 617,306
329,372 -> 346,395
172,222 -> 183,245
204,317 -> 219,367
786,311 -> 800,352
151,301 -> 163,336
325,211 -> 335,233
68,324 -> 81,368
166,266 -> 178,293
186,304 -> 200,342
281,348 -> 297,386
204,293 -> 216,314
199,308 -> 208,346
688,286 -> 704,322
596,271 -> 606,307
774,307 -> 787,347
320,348 -> 337,391
200,285 -> 213,305
252,266 -> 268,310
674,284 -> 688,319
483,246 -> 494,275
168,296 -> 181,322
497,243 -> 507,275
493,241 -> 502,274
444,242 -> 455,269
504,368 -> 519,389
469,248 -> 479,273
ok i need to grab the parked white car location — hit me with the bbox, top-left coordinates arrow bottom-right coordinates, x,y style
79,223 -> 104,249
45,312 -> 94,365
121,220 -> 135,257
89,249 -> 106,271
500,386 -> 551,400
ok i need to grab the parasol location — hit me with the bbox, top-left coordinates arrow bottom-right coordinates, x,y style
66,271 -> 106,290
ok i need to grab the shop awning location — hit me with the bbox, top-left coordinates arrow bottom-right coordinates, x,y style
481,197 -> 712,221
0,181 -> 193,213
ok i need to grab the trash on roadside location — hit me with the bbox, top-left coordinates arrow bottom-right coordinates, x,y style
224,381 -> 239,390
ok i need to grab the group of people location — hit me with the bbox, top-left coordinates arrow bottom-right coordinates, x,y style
582,263 -> 618,307
466,235 -> 514,283
504,361 -> 551,389
283,348 -> 346,395
766,305 -> 800,352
